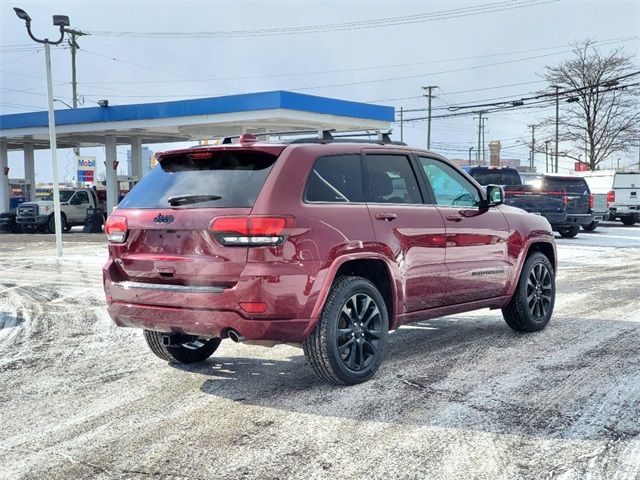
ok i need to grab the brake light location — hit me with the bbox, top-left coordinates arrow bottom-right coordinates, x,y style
209,216 -> 295,246
188,152 -> 212,160
589,193 -> 594,209
104,215 -> 128,243
607,190 -> 615,207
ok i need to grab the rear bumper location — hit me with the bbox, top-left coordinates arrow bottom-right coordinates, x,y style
103,257 -> 323,343
610,207 -> 639,217
552,213 -> 593,228
108,302 -> 312,342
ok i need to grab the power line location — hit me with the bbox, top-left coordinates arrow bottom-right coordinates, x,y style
72,36 -> 637,86
85,1 -> 556,38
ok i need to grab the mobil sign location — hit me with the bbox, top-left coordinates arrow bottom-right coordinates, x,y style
77,156 -> 97,184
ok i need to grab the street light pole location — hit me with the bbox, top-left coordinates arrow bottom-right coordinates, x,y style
14,7 -> 70,258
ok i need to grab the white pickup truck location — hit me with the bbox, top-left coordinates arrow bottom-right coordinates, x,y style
16,188 -> 104,233
577,171 -> 640,226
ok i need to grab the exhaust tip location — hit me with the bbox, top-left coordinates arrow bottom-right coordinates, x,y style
227,329 -> 245,343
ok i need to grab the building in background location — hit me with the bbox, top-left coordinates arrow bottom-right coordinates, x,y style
126,146 -> 154,179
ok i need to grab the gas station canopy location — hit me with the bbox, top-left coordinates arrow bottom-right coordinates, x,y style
0,90 -> 394,149
0,90 -> 394,214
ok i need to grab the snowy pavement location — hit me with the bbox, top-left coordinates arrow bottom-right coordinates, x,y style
1,222 -> 639,480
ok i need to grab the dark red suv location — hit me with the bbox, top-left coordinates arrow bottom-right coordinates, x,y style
103,131 -> 557,385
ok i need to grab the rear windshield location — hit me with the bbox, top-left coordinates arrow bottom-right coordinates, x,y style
118,150 -> 278,209
613,173 -> 640,188
469,168 -> 521,186
544,178 -> 589,194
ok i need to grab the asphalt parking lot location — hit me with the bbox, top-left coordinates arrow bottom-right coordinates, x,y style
1,223 -> 639,480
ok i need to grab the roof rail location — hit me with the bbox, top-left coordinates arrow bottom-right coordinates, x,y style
221,129 -> 335,144
218,129 -> 404,146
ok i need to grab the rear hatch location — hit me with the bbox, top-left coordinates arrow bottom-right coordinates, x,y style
613,173 -> 640,206
544,177 -> 590,214
108,145 -> 284,290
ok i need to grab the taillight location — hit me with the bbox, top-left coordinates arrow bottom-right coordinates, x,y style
209,216 -> 295,246
562,195 -> 569,206
606,190 -> 615,207
589,193 -> 594,209
105,215 -> 128,243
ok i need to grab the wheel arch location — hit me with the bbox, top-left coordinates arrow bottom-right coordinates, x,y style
525,241 -> 556,272
310,254 -> 397,329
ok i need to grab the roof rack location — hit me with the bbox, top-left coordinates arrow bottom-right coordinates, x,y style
218,129 -> 405,146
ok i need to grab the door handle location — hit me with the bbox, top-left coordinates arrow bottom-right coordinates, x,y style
446,214 -> 463,222
375,212 -> 397,221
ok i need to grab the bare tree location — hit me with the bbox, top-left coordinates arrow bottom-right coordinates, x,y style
541,39 -> 639,170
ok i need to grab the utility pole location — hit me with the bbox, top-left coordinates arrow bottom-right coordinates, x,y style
475,112 -> 486,164
529,124 -> 535,171
399,107 -> 404,143
552,85 -> 560,173
476,112 -> 483,163
545,140 -> 550,173
64,28 -> 86,158
481,116 -> 487,163
422,85 -> 437,149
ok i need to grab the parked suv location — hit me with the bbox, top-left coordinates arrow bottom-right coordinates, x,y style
103,132 -> 557,385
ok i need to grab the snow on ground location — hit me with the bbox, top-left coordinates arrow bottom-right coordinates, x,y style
0,222 -> 639,480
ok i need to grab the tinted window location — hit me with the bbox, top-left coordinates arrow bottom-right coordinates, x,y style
469,168 -> 521,186
119,150 -> 278,209
365,155 -> 422,204
305,154 -> 363,202
44,191 -> 74,202
73,191 -> 89,204
419,157 -> 481,207
545,178 -> 589,194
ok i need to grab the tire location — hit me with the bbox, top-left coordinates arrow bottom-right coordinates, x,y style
143,330 -> 221,363
582,221 -> 599,232
47,214 -> 67,234
63,223 -> 72,232
303,276 -> 389,385
558,226 -> 580,238
621,216 -> 637,226
502,252 -> 555,332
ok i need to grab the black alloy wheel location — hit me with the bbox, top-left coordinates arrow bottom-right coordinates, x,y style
303,276 -> 389,385
335,293 -> 384,372
502,251 -> 555,332
525,263 -> 553,321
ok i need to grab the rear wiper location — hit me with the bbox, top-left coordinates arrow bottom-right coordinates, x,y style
167,194 -> 222,206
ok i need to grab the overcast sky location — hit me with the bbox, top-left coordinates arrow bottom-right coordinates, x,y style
1,0 -> 639,182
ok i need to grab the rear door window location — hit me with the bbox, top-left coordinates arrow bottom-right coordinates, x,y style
119,150 -> 278,209
305,154 -> 364,202
364,155 -> 422,204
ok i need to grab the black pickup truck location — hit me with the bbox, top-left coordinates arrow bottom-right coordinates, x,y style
465,167 -> 594,238
520,174 -> 595,236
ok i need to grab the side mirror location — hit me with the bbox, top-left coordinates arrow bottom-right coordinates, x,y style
485,185 -> 504,207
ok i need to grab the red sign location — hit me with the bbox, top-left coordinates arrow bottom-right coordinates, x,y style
575,162 -> 589,172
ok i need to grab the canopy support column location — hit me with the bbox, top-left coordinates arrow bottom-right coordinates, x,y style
24,142 -> 35,200
105,136 -> 118,214
0,140 -> 9,213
